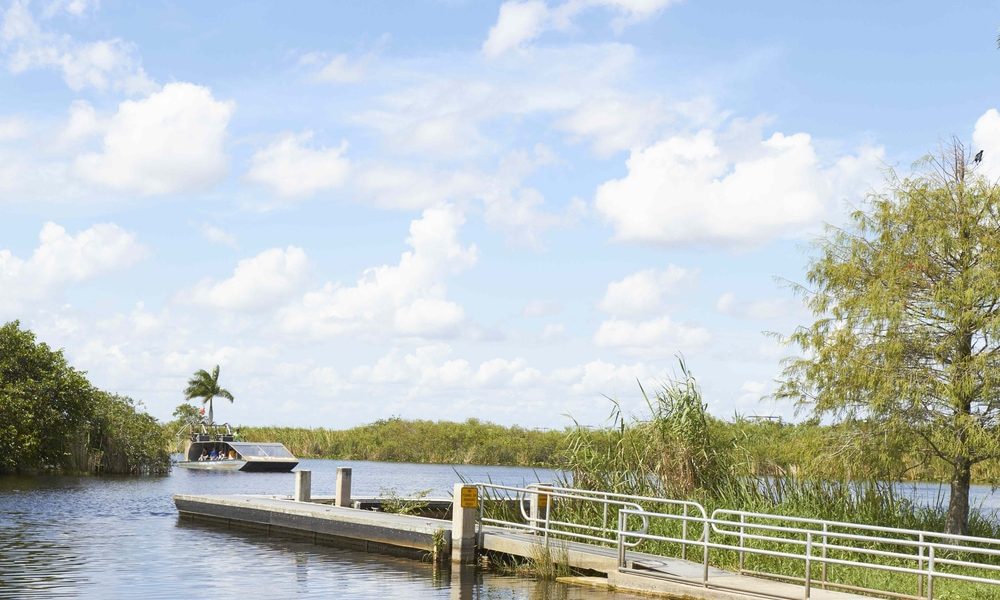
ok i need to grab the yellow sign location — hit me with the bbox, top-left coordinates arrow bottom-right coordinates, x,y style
537,493 -> 549,508
460,486 -> 478,508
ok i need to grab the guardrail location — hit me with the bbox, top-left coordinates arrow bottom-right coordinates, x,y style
473,482 -> 1000,600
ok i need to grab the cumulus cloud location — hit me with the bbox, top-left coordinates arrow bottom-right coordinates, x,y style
246,131 -> 350,200
279,204 -> 477,339
1,0 -> 155,94
973,108 -> 1000,182
0,221 -> 145,311
75,83 -> 234,195
351,344 -> 541,390
593,316 -> 710,355
483,0 -> 550,58
599,264 -> 694,316
595,119 -> 884,246
482,0 -> 680,57
186,246 -> 309,311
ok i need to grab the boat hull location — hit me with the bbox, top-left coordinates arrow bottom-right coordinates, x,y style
239,460 -> 299,473
176,460 -> 245,471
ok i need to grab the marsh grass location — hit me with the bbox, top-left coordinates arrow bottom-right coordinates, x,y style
553,359 -> 1000,599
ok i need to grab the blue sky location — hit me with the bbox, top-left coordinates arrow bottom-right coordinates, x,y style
2,0 -> 1000,428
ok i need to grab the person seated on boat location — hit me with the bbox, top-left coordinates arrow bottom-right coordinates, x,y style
198,450 -> 208,461
228,449 -> 237,460
208,448 -> 218,460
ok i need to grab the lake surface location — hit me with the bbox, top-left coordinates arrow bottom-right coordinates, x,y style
0,459 -> 653,600
1,459 -> 997,599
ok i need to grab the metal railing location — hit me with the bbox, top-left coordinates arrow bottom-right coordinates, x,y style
475,483 -> 705,552
472,482 -> 1000,600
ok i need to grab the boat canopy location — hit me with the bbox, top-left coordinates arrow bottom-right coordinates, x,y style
227,442 -> 296,460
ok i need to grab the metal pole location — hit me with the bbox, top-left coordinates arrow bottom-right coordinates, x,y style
804,532 -> 813,599
821,523 -> 828,589
739,513 -> 746,573
682,505 -> 688,561
927,545 -> 934,600
702,514 -> 710,586
917,533 -> 925,598
617,511 -> 626,568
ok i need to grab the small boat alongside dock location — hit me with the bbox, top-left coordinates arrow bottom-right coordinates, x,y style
177,425 -> 298,472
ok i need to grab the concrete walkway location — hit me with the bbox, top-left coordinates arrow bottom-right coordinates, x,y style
174,493 -> 879,600
482,528 -> 873,600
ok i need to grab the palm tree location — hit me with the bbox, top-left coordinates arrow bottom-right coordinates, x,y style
184,365 -> 234,425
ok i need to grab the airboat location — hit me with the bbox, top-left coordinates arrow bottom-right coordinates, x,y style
176,423 -> 298,472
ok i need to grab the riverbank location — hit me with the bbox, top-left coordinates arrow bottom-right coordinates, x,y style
228,417 -> 1000,485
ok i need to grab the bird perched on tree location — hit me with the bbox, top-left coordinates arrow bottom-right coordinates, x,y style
974,150 -> 984,164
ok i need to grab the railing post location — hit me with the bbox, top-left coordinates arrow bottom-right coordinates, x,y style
681,505 -> 688,561
917,533 -> 925,598
702,513 -> 710,586
529,484 -> 550,535
294,469 -> 311,502
738,513 -> 746,574
617,510 -> 626,568
334,467 -> 352,507
804,531 -> 813,600
927,545 -> 934,600
451,484 -> 479,564
821,523 -> 828,589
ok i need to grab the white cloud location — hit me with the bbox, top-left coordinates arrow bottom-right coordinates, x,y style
186,246 -> 309,311
593,316 -> 710,354
75,83 -> 234,195
482,0 -> 679,58
599,264 -> 693,316
595,119 -> 884,246
0,116 -> 28,140
199,224 -> 238,248
42,0 -> 100,18
0,221 -> 145,311
279,204 -> 477,339
60,99 -> 102,145
246,131 -> 350,200
483,0 -> 550,58
1,0 -> 154,94
716,291 -> 800,320
551,359 -> 655,395
300,51 -> 366,84
352,345 -> 540,390
973,108 -> 1000,182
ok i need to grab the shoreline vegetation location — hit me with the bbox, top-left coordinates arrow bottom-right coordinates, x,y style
0,321 -> 170,476
219,416 -> 1000,487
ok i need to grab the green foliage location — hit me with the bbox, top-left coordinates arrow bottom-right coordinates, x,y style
239,418 -> 568,466
184,365 -> 233,426
0,321 -> 169,475
779,144 -> 1000,534
556,363 -> 1000,599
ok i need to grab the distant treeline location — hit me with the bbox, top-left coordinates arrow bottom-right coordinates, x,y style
236,415 -> 1000,485
238,418 -> 569,466
0,321 -> 170,475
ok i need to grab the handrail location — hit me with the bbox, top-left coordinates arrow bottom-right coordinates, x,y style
474,482 -> 699,550
619,505 -> 1000,599
474,483 -> 1000,600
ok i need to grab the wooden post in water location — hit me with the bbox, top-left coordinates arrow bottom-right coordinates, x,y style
294,470 -> 311,502
335,467 -> 352,507
452,483 -> 479,564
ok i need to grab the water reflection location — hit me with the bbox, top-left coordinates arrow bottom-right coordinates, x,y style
0,461 -> 648,599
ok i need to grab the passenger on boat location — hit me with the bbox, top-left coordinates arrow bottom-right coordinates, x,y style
198,450 -> 208,461
228,449 -> 237,459
209,448 -> 218,460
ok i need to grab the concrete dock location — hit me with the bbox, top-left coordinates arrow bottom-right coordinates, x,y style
174,480 -> 879,600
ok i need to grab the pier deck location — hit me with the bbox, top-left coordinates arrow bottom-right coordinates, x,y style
174,492 -> 876,600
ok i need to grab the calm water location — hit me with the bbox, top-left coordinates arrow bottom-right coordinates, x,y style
0,459 -> 652,600
1,460 -> 997,599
